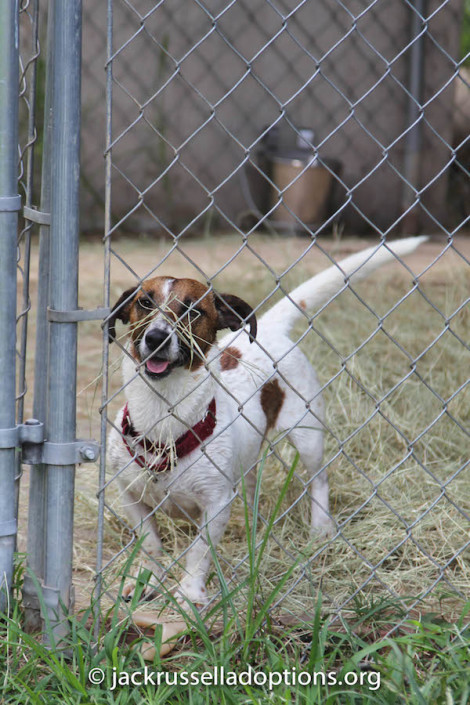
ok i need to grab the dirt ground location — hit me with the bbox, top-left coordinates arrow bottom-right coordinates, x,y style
16,231 -> 470,613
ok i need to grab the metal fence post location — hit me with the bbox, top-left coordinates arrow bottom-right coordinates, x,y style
23,4 -> 55,633
401,0 -> 426,234
0,0 -> 20,613
94,0 -> 113,636
42,0 -> 82,643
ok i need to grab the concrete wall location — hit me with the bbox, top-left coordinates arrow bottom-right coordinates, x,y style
80,0 -> 464,234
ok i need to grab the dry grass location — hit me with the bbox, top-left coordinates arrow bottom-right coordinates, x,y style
18,233 -> 470,621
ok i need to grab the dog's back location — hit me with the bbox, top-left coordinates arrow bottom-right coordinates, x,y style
217,235 -> 428,443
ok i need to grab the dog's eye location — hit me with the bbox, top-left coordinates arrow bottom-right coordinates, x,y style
182,298 -> 204,317
138,296 -> 154,310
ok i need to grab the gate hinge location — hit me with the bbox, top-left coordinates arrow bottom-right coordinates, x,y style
0,194 -> 22,212
0,419 -> 99,465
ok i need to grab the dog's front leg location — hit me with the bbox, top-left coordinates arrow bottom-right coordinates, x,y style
176,497 -> 232,608
120,493 -> 164,600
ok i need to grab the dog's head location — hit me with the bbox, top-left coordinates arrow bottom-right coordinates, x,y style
108,276 -> 257,380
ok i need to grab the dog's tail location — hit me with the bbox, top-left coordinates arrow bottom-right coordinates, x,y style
258,236 -> 427,336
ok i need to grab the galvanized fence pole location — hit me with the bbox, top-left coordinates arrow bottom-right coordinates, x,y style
17,0 -> 40,427
401,0 -> 426,234
42,0 -> 82,643
94,0 -> 113,634
16,2 -> 41,545
23,4 -> 55,633
0,0 -> 20,612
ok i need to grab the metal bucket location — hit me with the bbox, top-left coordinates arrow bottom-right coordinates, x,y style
270,155 -> 334,229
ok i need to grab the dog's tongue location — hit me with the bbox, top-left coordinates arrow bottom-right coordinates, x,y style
146,359 -> 170,374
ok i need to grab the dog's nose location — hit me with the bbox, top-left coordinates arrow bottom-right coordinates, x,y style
144,328 -> 171,353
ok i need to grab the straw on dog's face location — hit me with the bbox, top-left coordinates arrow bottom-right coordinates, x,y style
108,276 -> 257,379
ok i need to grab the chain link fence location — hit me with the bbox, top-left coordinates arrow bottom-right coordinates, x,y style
5,0 -> 469,643
92,0 -> 469,633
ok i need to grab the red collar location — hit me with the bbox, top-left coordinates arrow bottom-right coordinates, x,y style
121,398 -> 217,475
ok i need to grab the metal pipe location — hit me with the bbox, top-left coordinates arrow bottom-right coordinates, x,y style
23,3 -> 55,633
0,0 -> 20,613
16,0 -> 41,557
42,0 -> 82,644
17,0 -> 40,427
94,0 -> 113,638
401,0 -> 426,233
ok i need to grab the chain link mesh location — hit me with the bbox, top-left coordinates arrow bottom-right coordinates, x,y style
15,0 -> 467,632
88,0 -> 470,629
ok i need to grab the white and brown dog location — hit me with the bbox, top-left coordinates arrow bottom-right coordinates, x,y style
107,237 -> 425,606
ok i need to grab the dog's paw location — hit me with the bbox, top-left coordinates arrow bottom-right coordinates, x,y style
310,517 -> 335,540
122,564 -> 162,602
122,580 -> 158,603
175,578 -> 208,611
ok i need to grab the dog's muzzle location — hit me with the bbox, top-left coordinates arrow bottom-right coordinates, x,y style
141,326 -> 176,378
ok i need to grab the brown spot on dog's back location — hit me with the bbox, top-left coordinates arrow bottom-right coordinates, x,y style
260,379 -> 285,431
220,346 -> 242,371
299,300 -> 306,310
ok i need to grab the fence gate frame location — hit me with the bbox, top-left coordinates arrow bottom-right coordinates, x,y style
0,0 -> 21,616
0,0 -> 101,644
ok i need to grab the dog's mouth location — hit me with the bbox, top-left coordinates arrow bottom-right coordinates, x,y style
144,356 -> 172,379
140,343 -> 196,380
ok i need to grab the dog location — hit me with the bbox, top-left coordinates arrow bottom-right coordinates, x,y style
107,236 -> 425,606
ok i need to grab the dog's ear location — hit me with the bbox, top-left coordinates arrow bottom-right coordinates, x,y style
108,287 -> 139,343
215,293 -> 257,342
